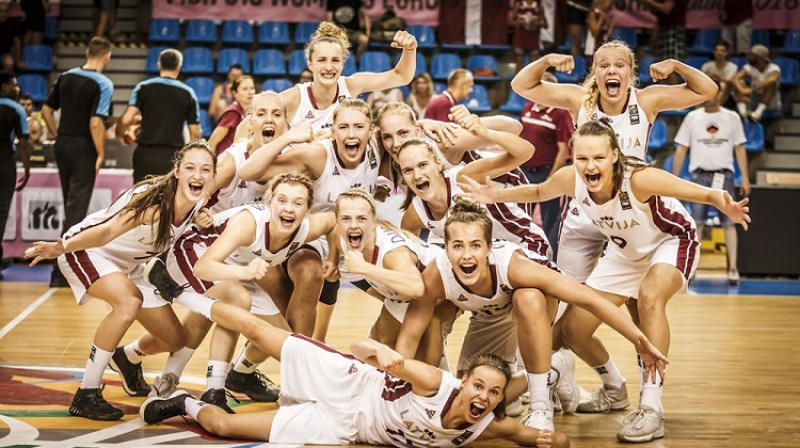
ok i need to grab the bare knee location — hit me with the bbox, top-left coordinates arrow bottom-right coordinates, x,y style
512,289 -> 548,317
113,297 -> 143,324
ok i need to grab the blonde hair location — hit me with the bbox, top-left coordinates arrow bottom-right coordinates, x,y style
333,97 -> 373,123
444,198 -> 493,245
395,137 -> 444,211
335,188 -> 420,241
266,172 -> 315,207
377,101 -> 418,129
305,22 -> 351,62
582,40 -> 638,118
571,120 -> 650,193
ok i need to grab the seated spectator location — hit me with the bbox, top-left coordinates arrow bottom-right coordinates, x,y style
732,44 -> 781,122
370,8 -> 406,42
366,87 -> 403,118
702,40 -> 739,106
208,75 -> 255,154
18,93 -> 47,142
298,68 -> 313,84
406,72 -> 434,118
0,2 -> 25,71
424,68 -> 474,122
326,0 -> 370,57
209,64 -> 244,122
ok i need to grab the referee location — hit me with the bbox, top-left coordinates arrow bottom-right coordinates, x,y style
116,48 -> 201,182
42,37 -> 113,287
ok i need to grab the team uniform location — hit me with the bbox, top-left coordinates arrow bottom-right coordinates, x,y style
577,167 -> 700,299
205,140 -> 269,214
271,333 -> 494,447
559,87 -> 653,282
434,240 -> 565,371
169,204 -> 311,315
411,166 -> 553,262
288,78 -> 352,132
59,185 -> 203,307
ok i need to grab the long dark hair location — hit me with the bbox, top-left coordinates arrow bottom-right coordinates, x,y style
464,353 -> 512,419
120,141 -> 217,253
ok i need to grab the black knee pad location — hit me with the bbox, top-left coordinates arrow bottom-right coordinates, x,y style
319,280 -> 340,305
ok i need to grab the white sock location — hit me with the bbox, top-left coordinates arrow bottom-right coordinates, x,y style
81,345 -> 113,389
175,291 -> 215,320
737,102 -> 747,116
638,354 -> 664,411
232,348 -> 260,374
206,360 -> 229,390
164,346 -> 196,377
592,357 -> 626,387
526,371 -> 550,404
184,397 -> 208,420
124,339 -> 144,364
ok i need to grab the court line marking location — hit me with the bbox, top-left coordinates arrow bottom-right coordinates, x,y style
0,287 -> 58,341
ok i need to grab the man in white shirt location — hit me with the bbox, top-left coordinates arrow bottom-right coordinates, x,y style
732,44 -> 781,122
673,80 -> 750,284
701,40 -> 739,105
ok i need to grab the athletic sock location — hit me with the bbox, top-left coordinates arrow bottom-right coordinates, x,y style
232,347 -> 260,374
206,360 -> 229,390
184,397 -> 208,420
592,357 -> 626,387
164,346 -> 196,377
80,345 -> 113,389
526,371 -> 550,404
638,354 -> 664,411
124,339 -> 145,364
174,291 -> 215,319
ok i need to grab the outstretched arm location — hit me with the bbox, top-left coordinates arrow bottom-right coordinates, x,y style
238,123 -> 318,183
458,164 -> 575,205
479,417 -> 569,447
510,53 -> 585,112
347,30 -> 417,95
350,338 -> 442,396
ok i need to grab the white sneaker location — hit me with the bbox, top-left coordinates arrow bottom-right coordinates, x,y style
577,382 -> 630,413
727,269 -> 740,285
616,405 -> 664,443
522,400 -> 554,431
551,349 -> 579,413
149,373 -> 180,398
505,396 -> 525,417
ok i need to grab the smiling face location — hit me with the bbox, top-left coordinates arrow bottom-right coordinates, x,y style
308,41 -> 345,87
398,143 -> 444,202
251,93 -> 288,147
593,46 -> 634,107
333,107 -> 372,168
175,147 -> 216,204
269,181 -> 310,235
445,222 -> 491,287
336,196 -> 376,252
572,133 -> 618,195
460,366 -> 507,423
379,112 -> 422,160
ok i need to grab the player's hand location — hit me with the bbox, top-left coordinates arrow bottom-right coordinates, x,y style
722,191 -> 751,230
545,53 -> 574,73
458,175 -> 501,204
375,344 -> 405,373
419,119 -> 458,148
649,59 -> 678,83
322,259 -> 340,282
15,168 -> 30,191
285,121 -> 314,144
240,257 -> 269,281
24,239 -> 66,266
391,30 -> 417,51
193,207 -> 213,228
341,236 -> 369,275
449,105 -> 485,136
636,335 -> 669,384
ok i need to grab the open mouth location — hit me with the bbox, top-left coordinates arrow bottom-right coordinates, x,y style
469,402 -> 486,418
348,232 -> 363,247
344,142 -> 360,155
262,127 -> 276,139
189,182 -> 204,194
415,180 -> 430,193
606,79 -> 621,96
460,263 -> 477,275
320,71 -> 337,80
585,173 -> 601,186
279,216 -> 295,227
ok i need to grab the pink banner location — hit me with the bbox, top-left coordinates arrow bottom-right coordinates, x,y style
753,0 -> 800,30
611,0 -> 656,29
686,1 -> 721,29
152,0 -> 440,25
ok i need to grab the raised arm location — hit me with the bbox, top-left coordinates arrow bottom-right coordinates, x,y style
640,60 -> 719,121
459,164 -> 575,205
238,123 -> 318,183
350,337 -> 442,396
192,210 -> 265,282
342,244 -> 425,299
346,30 -> 417,95
510,53 -> 585,112
395,261 -> 443,359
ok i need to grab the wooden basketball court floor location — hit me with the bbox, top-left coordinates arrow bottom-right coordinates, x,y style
1,279 -> 799,448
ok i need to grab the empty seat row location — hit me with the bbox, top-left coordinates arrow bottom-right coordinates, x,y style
149,19 -> 320,46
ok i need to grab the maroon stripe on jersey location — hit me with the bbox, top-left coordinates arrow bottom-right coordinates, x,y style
381,372 -> 413,402
174,233 -> 215,292
647,196 -> 699,278
488,202 -> 550,257
206,189 -> 220,210
307,84 -> 339,111
441,387 -> 459,418
461,151 -> 533,216
291,333 -> 358,360
64,251 -> 100,288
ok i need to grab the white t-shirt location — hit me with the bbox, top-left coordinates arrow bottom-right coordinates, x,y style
674,108 -> 747,172
743,62 -> 782,108
701,60 -> 738,82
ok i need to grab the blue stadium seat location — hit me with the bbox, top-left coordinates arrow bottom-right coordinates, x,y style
609,28 -> 637,48
395,52 -> 427,77
659,107 -> 692,117
182,47 -> 214,75
743,121 -> 764,153
43,17 -> 59,41
465,84 -> 491,113
145,46 -> 167,73
434,82 -> 446,94
689,28 -> 721,55
398,84 -> 410,99
638,55 -> 656,85
185,19 -> 218,44
555,56 -> 586,83
431,53 -> 461,80
21,45 -> 52,72
342,56 -> 357,76
185,76 -> 215,105
408,24 -> 436,49
253,49 -> 286,76
730,55 -> 747,69
467,55 -> 500,82
288,49 -> 306,76
499,90 -> 528,114
441,42 -> 473,52
359,51 -> 391,72
295,22 -> 319,45
733,157 -> 743,186
686,56 -> 709,70
773,56 -> 799,86
149,18 -> 180,43
258,21 -> 290,45
662,155 -> 690,180
648,119 -> 668,152
222,20 -> 254,45
217,48 -> 250,74
199,110 -> 212,138
18,74 -> 47,102
782,29 -> 800,56
751,29 -> 770,48
262,78 -> 293,93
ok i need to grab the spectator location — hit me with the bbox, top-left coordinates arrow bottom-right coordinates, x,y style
370,8 -> 406,43
733,44 -> 781,122
424,68 -> 473,122
366,86 -> 402,118
672,81 -> 749,284
41,37 -> 113,287
701,40 -> 739,106
641,0 -> 687,84
209,64 -> 244,122
116,48 -> 202,182
326,0 -> 370,57
298,68 -> 313,84
584,0 -> 615,66
405,72 -> 434,118
18,94 -> 47,142
518,72 -> 572,257
208,75 -> 255,154
21,0 -> 48,45
93,0 -> 118,39
0,1 -> 25,72
0,72 -> 31,280
565,0 -> 592,56
510,0 -> 546,71
720,0 -> 752,55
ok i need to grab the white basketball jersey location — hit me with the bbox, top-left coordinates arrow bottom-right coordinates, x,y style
64,185 -> 203,270
411,166 -> 551,258
358,370 -> 494,447
435,240 -> 529,322
289,78 -> 352,132
208,141 -> 270,213
312,138 -> 381,213
577,87 -> 651,160
573,166 -> 699,262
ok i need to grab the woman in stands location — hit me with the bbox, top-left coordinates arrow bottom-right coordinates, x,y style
209,75 -> 256,154
405,72 -> 435,118
141,289 -> 569,448
281,22 -> 417,131
461,120 -> 749,442
24,142 -> 216,421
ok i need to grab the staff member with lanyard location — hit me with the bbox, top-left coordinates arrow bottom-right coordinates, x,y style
116,48 -> 202,182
